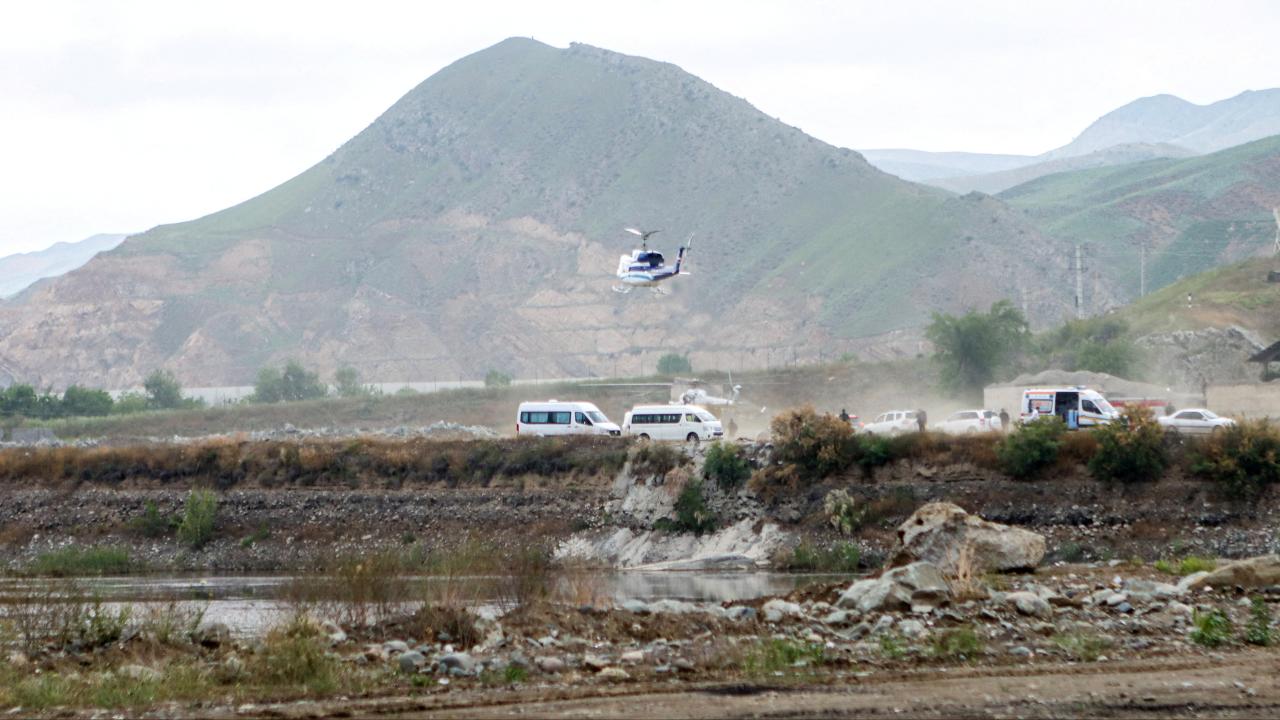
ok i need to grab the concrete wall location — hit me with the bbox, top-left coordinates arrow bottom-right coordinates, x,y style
1206,383 -> 1280,419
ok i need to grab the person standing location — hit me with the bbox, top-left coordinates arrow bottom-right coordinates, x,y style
727,416 -> 738,439
839,408 -> 850,423
999,408 -> 1010,431
916,409 -> 927,432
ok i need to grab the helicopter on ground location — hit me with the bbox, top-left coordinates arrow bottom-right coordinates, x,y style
612,228 -> 693,294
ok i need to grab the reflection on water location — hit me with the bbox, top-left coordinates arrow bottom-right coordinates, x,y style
0,571 -> 850,636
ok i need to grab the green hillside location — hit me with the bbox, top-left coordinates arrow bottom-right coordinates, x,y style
1118,256 -> 1280,339
0,39 -> 1069,388
1002,135 -> 1280,300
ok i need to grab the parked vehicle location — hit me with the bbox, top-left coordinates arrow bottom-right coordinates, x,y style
862,410 -> 920,435
622,404 -> 723,443
516,401 -> 621,437
1157,408 -> 1235,435
936,409 -> 1002,434
1020,387 -> 1119,428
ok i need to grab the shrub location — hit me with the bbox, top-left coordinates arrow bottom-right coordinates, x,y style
252,616 -> 337,690
997,417 -> 1065,478
1244,597 -> 1273,646
333,366 -> 370,397
742,638 -> 824,674
1052,632 -> 1112,661
483,370 -> 512,388
823,488 -> 864,535
1088,406 -> 1167,484
143,369 -> 184,409
770,406 -> 858,480
665,479 -> 717,534
656,353 -> 692,375
1190,609 -> 1232,647
703,441 -> 751,489
252,360 -> 327,403
1192,419 -> 1280,499
176,489 -> 218,549
629,442 -> 684,477
130,500 -> 173,538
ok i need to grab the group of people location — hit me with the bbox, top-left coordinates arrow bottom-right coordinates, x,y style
836,407 -> 1015,432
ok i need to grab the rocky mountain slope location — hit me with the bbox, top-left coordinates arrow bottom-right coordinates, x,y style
855,149 -> 1035,183
935,143 -> 1196,195
0,233 -> 127,298
0,39 -> 1075,389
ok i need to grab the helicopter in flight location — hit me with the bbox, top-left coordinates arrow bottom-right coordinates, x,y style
612,228 -> 693,294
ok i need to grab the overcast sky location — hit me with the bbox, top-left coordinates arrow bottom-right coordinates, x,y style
3,0 -> 1279,256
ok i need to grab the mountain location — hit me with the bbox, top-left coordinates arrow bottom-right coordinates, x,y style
935,143 -> 1197,195
1118,256 -> 1280,340
1002,134 -> 1280,306
0,39 -> 1074,389
856,149 -> 1035,182
0,234 -> 127,298
1043,89 -> 1280,160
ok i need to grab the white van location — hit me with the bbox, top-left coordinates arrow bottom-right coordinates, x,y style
622,404 -> 724,443
515,401 -> 621,437
1020,387 -> 1119,428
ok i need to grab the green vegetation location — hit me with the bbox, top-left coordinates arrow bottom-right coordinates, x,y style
878,633 -> 907,660
1192,420 -> 1280,499
1036,317 -> 1140,378
1190,608 -> 1233,648
333,367 -> 371,398
1052,632 -> 1112,661
702,440 -> 751,489
930,626 -> 983,660
252,359 -> 328,403
926,301 -> 1028,399
176,489 -> 219,550
1154,556 -> 1216,576
1088,406 -> 1167,483
130,501 -> 174,538
26,546 -> 133,577
1244,597 -> 1273,647
777,541 -> 861,572
1,379 -> 195,422
483,369 -> 512,388
656,353 -> 693,375
143,369 -> 185,410
823,488 -> 863,535
997,417 -> 1066,478
768,405 -> 859,480
250,616 -> 338,692
742,638 -> 825,674
663,479 -> 717,534
628,442 -> 685,477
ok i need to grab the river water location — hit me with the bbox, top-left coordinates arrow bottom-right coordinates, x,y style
0,571 -> 850,636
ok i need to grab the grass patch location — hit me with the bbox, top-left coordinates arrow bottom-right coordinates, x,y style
742,638 -> 825,674
777,541 -> 862,572
26,546 -> 132,577
1052,632 -> 1112,661
930,626 -> 983,660
1191,609 -> 1232,647
1153,556 -> 1216,576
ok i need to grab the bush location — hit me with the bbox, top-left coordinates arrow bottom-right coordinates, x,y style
930,626 -> 983,660
333,366 -> 370,397
176,489 -> 218,549
1088,406 -> 1167,484
997,417 -> 1065,478
629,442 -> 684,477
1244,597 -> 1273,646
483,370 -> 512,388
656,353 -> 692,375
1192,419 -> 1280,499
770,406 -> 859,480
252,360 -> 327,403
664,479 -> 717,534
27,546 -> 132,577
778,541 -> 861,572
1191,609 -> 1232,647
252,616 -> 337,690
130,501 -> 173,538
60,385 -> 114,417
703,441 -> 751,489
143,369 -> 184,409
742,638 -> 824,674
823,488 -> 864,535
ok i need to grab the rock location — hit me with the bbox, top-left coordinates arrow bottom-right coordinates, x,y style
383,640 -> 410,655
398,651 -> 426,673
194,622 -> 231,649
1009,645 -> 1032,657
620,649 -> 645,664
439,652 -> 476,673
599,667 -> 630,681
535,656 -> 566,674
1184,556 -> 1280,590
621,600 -> 651,615
1115,602 -> 1134,614
898,619 -> 927,639
837,561 -> 950,613
647,599 -> 700,614
320,620 -> 346,646
119,664 -> 161,682
363,645 -> 388,662
1105,592 -> 1128,607
583,654 -> 610,671
891,502 -> 1046,574
762,599 -> 804,622
1007,591 -> 1053,619
725,605 -> 757,622
673,658 -> 696,672
821,610 -> 853,626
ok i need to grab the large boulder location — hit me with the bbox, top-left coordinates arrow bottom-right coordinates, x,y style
1183,555 -> 1280,590
837,561 -> 950,612
892,502 -> 1044,574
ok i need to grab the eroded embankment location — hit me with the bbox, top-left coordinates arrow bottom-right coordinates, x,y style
0,434 -> 1276,573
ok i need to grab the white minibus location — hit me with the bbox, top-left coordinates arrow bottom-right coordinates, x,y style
515,401 -> 621,437
622,404 -> 724,443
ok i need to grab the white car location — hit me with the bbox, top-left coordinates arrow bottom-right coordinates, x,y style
863,410 -> 921,435
936,409 -> 1002,434
1157,409 -> 1235,435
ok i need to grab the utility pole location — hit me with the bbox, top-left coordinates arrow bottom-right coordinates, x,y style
1074,244 -> 1084,320
1139,240 -> 1147,297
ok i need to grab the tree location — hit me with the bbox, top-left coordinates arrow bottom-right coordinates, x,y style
61,385 -> 114,417
253,360 -> 327,403
143,369 -> 184,409
484,369 -> 512,388
252,367 -> 284,403
926,300 -> 1028,398
334,366 -> 369,397
1039,317 -> 1139,378
656,353 -> 693,376
0,384 -> 38,418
